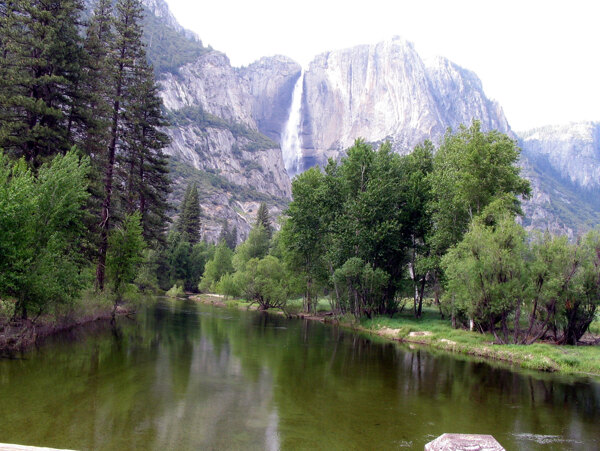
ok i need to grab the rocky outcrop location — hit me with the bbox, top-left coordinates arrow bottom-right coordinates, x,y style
166,124 -> 290,200
160,51 -> 256,126
515,122 -> 600,237
142,0 -> 200,41
299,37 -> 510,167
158,50 -> 294,242
518,160 -> 578,239
239,56 -> 302,143
519,122 -> 600,191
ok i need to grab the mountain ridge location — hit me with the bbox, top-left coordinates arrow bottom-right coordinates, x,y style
90,0 -> 599,240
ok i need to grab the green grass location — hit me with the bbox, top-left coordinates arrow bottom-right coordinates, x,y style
285,297 -> 332,314
358,307 -> 600,376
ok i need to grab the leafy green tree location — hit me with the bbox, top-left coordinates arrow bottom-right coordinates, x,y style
523,233 -> 574,344
0,0 -> 85,166
525,231 -> 600,345
0,150 -> 90,319
401,141 -> 434,317
341,141 -> 411,310
106,211 -> 145,303
442,212 -> 528,342
281,167 -> 327,313
199,241 -> 234,292
232,225 -> 270,270
214,272 -> 241,298
333,258 -> 390,319
234,256 -> 298,312
567,230 -> 600,344
283,140 -> 415,316
428,120 -> 531,255
427,120 -> 531,309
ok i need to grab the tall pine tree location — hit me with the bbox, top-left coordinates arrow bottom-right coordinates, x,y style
96,0 -> 148,290
0,0 -> 85,166
255,202 -> 272,238
79,0 -> 114,163
119,61 -> 171,247
177,183 -> 201,244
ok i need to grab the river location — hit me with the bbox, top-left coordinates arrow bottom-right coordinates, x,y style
0,298 -> 598,450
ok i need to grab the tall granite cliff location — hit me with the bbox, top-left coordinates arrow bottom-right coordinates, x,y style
84,0 -> 599,239
517,122 -> 600,236
125,1 -> 299,242
238,56 -> 302,143
157,50 -> 297,242
519,122 -> 600,192
299,38 -> 510,167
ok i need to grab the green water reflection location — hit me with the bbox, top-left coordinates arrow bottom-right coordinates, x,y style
0,299 -> 598,450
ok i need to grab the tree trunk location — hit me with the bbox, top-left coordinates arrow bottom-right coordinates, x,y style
95,59 -> 124,290
416,277 -> 426,318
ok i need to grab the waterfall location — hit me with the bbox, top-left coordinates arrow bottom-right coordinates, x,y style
281,70 -> 304,176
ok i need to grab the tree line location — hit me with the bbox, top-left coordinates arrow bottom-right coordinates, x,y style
199,121 -> 599,345
0,0 -> 170,318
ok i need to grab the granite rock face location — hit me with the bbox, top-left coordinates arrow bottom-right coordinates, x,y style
160,51 -> 256,126
84,0 -> 600,237
515,122 -> 600,237
519,122 -> 600,192
239,56 -> 302,143
299,37 -> 510,166
158,51 -> 294,241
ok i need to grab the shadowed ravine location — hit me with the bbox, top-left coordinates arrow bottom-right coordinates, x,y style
0,299 -> 598,450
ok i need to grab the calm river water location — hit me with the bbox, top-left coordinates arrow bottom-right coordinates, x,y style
0,298 -> 599,450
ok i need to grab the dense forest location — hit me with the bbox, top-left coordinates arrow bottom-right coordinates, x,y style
0,0 -> 598,349
0,0 -> 171,319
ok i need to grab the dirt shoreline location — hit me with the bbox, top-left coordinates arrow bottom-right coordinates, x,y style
0,305 -> 133,356
191,294 -> 600,377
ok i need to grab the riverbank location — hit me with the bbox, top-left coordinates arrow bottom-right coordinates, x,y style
0,300 -> 135,356
192,294 -> 600,377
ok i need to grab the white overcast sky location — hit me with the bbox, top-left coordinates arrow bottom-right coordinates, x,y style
166,0 -> 599,131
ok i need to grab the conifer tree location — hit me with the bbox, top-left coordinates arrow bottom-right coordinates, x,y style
120,60 -> 171,246
96,0 -> 146,290
77,0 -> 115,262
219,220 -> 237,249
0,0 -> 85,166
79,0 -> 114,163
177,183 -> 201,244
255,202 -> 272,238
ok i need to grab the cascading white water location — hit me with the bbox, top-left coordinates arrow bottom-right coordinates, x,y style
281,70 -> 304,176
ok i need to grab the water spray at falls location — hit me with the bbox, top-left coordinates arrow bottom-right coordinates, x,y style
281,70 -> 304,176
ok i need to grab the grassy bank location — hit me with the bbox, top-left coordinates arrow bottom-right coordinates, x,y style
0,289 -> 139,355
193,294 -> 600,377
359,312 -> 600,376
